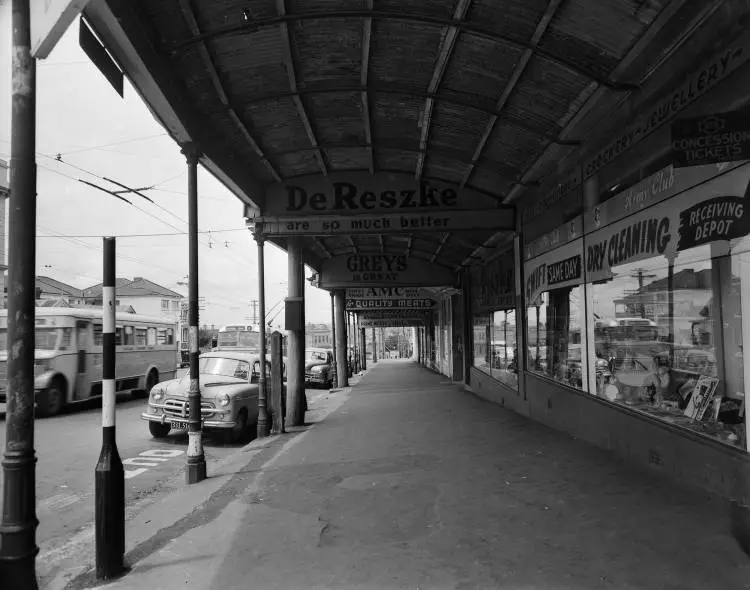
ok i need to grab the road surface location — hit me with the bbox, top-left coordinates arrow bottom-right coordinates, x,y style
0,386 -> 324,582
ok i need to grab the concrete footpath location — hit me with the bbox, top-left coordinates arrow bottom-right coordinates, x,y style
67,360 -> 749,590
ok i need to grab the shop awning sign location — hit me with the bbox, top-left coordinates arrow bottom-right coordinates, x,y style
671,110 -> 750,168
361,318 -> 424,328
346,287 -> 423,300
346,298 -> 435,311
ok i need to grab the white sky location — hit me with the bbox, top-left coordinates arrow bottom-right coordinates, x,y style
0,7 -> 332,327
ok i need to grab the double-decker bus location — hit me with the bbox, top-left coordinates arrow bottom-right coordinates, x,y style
0,307 -> 178,417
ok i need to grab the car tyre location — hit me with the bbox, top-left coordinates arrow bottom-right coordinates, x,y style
37,380 -> 65,418
229,409 -> 250,444
149,421 -> 171,438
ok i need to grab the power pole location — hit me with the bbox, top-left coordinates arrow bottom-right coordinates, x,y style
250,299 -> 258,324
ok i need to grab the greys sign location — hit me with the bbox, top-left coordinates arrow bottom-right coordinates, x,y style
320,254 -> 456,289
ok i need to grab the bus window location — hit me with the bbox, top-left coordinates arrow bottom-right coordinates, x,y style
60,327 -> 73,351
166,328 -> 174,345
115,327 -> 124,346
124,326 -> 135,345
135,328 -> 147,346
157,328 -> 167,345
147,327 -> 157,346
94,324 -> 103,345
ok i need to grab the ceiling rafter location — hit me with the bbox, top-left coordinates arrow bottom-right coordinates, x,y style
348,235 -> 359,253
461,0 -> 565,190
313,237 -> 333,258
416,0 -> 472,180
378,234 -> 385,254
271,141 -> 521,183
410,250 -> 454,270
172,10 -> 634,89
276,0 -> 328,176
227,82 -> 576,144
430,233 -> 451,264
178,0 -> 281,183
407,236 -> 414,257
361,0 -> 375,174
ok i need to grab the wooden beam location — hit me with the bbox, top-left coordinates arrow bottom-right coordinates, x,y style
178,0 -> 281,183
276,0 -> 328,175
378,234 -> 385,254
461,0 -> 564,190
416,0 -> 471,180
313,237 -> 333,258
430,233 -> 451,264
348,235 -> 359,253
406,236 -> 413,257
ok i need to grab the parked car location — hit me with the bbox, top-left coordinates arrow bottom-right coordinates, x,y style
141,351 -> 276,443
304,347 -> 334,389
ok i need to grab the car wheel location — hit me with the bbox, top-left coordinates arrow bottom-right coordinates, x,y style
229,409 -> 249,444
37,380 -> 65,418
136,369 -> 159,399
149,421 -> 171,438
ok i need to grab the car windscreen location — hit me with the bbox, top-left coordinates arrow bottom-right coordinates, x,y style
199,357 -> 251,380
305,350 -> 327,361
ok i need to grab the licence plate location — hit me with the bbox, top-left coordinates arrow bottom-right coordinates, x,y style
170,420 -> 188,429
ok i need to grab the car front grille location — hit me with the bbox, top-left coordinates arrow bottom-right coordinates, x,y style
163,398 -> 214,418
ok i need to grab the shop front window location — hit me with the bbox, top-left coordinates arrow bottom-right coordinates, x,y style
526,286 -> 585,390
473,314 -> 490,374
590,244 -> 745,449
491,309 -> 518,389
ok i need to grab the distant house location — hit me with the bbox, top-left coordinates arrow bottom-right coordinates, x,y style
305,323 -> 332,348
36,276 -> 87,306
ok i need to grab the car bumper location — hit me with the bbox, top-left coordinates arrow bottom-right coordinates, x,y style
305,373 -> 328,384
141,412 -> 236,429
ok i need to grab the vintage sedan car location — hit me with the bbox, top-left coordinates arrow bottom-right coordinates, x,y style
142,351 -> 272,443
304,347 -> 334,388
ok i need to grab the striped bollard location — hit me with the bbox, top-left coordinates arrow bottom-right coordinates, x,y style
95,237 -> 125,579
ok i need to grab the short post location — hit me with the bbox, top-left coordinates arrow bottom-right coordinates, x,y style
95,237 -> 125,579
330,291 -> 337,387
269,331 -> 285,434
360,327 -> 367,371
372,328 -> 377,363
183,144 -> 206,484
254,227 -> 268,438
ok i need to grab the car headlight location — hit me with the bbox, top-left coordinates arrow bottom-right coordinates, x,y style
218,393 -> 231,407
311,365 -> 324,373
151,387 -> 165,401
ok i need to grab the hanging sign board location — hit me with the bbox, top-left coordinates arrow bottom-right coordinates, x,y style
264,172 -> 502,216
359,310 -> 428,320
256,208 -> 514,236
346,287 -> 423,300
346,298 -> 435,311
524,216 -> 582,261
586,169 -> 750,283
320,254 -> 456,288
471,253 -> 515,312
671,110 -> 750,167
361,319 -> 424,328
524,238 -> 584,306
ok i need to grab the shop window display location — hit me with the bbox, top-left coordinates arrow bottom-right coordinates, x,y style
590,245 -> 745,449
472,310 -> 518,390
526,287 -> 585,390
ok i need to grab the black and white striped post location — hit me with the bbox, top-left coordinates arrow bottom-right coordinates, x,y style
94,237 -> 125,579
183,144 -> 206,484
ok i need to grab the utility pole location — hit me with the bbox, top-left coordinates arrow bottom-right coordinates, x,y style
250,298 -> 258,325
0,0 -> 39,585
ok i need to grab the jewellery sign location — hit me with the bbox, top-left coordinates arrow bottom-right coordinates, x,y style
524,238 -> 584,306
585,170 -> 750,283
319,254 -> 456,288
671,110 -> 750,168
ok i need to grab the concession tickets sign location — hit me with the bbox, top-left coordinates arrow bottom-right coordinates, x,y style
671,110 -> 750,168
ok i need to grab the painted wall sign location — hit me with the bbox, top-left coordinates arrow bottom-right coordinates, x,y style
524,238 -> 584,305
346,298 -> 435,310
257,208 -> 514,235
522,169 -> 581,223
584,39 -> 750,179
585,170 -> 750,283
361,319 -> 424,328
671,110 -> 750,167
346,287 -> 423,299
264,172 -> 500,216
320,254 -> 456,288
525,216 -> 582,260
583,161 -> 747,233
